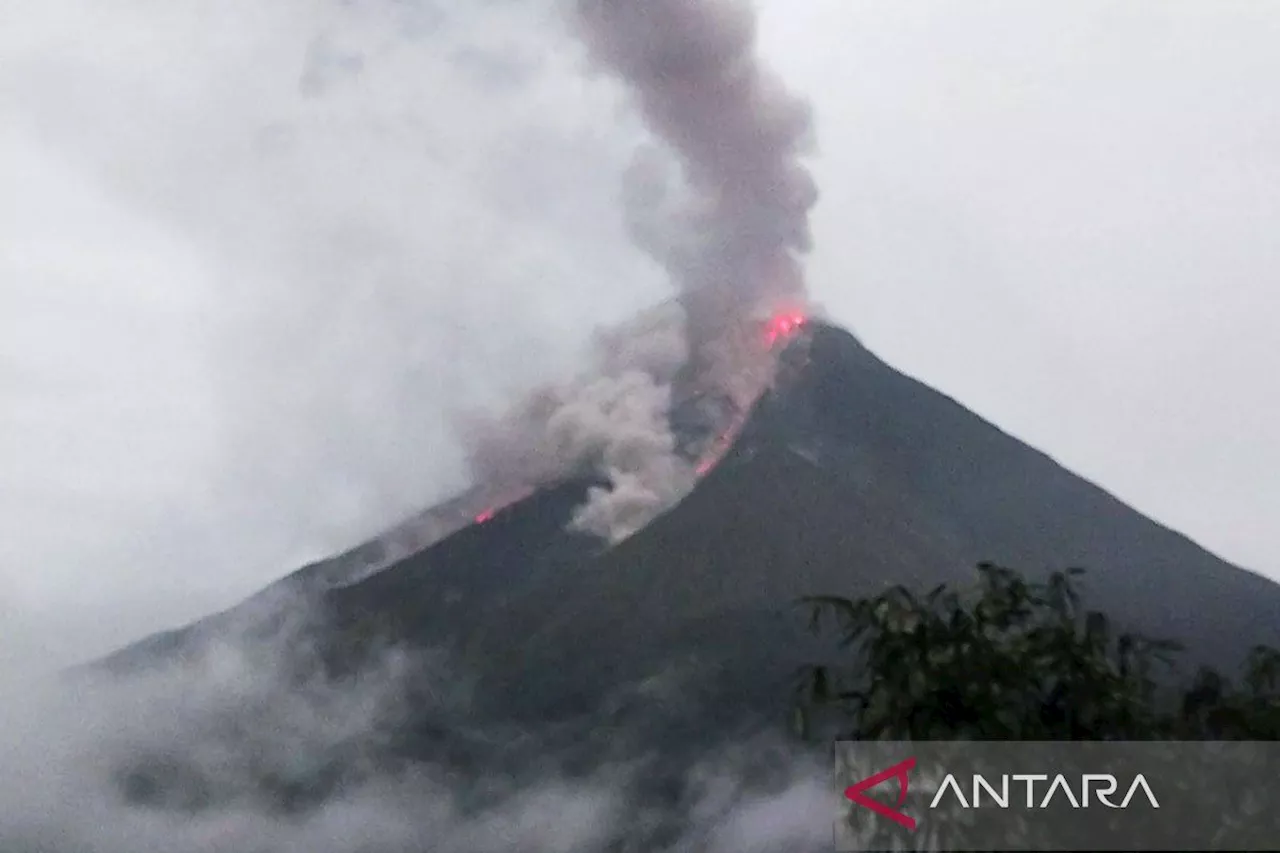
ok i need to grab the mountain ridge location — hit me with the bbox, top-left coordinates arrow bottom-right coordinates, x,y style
102,321 -> 1280,731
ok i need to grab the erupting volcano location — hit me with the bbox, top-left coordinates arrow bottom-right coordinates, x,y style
81,0 -> 1280,840
104,315 -> 1280,746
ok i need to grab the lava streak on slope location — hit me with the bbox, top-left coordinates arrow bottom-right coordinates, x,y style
352,308 -> 814,562
693,310 -> 811,476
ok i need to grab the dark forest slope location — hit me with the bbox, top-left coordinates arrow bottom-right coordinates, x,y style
106,323 -> 1280,733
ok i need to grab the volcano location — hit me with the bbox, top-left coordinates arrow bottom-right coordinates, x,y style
102,319 -> 1280,741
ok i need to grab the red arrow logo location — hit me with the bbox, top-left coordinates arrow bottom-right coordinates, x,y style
844,756 -> 917,831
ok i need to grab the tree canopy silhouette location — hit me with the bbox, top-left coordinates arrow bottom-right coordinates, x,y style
795,562 -> 1280,740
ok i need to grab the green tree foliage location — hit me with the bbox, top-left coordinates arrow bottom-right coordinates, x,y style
794,562 -> 1280,741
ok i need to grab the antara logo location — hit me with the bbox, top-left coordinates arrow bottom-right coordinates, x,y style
844,758 -> 1160,830
929,773 -> 1160,809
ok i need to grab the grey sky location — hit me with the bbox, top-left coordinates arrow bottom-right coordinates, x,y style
756,0 -> 1278,577
1,0 -> 1276,673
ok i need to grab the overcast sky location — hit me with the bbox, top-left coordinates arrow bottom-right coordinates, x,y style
2,0 -> 1276,673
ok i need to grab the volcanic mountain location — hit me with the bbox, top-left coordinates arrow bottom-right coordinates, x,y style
103,319 -> 1280,742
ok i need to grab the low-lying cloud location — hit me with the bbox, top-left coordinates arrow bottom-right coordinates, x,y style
0,604 -> 836,852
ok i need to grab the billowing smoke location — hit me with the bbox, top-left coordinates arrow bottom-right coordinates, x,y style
463,301 -> 688,490
574,0 -> 818,366
464,0 -> 818,541
462,301 -> 696,541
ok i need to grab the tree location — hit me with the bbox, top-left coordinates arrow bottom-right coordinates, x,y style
795,562 -> 1280,740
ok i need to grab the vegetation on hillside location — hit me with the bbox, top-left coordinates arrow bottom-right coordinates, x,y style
795,562 -> 1280,740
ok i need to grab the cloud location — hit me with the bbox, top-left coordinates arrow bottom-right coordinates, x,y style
0,609 -> 836,852
0,0 -> 672,661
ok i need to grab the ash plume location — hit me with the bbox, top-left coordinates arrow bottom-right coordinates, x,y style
463,0 -> 819,541
574,0 -> 819,367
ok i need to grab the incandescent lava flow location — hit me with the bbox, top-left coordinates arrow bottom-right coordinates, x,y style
692,307 -> 811,476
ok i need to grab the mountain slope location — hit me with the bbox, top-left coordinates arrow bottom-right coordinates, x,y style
106,322 -> 1280,733
397,323 -> 1280,724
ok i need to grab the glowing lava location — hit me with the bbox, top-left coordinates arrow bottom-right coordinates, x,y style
695,428 -> 738,475
763,310 -> 807,348
691,310 -> 810,479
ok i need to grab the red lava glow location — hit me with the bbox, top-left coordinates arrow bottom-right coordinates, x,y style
763,311 -> 807,348
474,509 -> 495,524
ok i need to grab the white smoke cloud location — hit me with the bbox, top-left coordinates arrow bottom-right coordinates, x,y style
460,301 -> 697,542
559,371 -> 694,541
